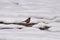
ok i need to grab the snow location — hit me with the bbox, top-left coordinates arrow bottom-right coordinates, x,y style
0,28 -> 60,40
48,22 -> 60,31
32,22 -> 47,28
0,24 -> 25,29
0,0 -> 60,40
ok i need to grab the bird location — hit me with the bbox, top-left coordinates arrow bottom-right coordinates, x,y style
23,17 -> 31,24
0,17 -> 37,27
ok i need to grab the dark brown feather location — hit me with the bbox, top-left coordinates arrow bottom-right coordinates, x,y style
24,17 -> 31,24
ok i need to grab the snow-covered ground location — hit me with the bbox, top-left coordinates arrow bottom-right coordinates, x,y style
0,27 -> 60,40
0,0 -> 60,40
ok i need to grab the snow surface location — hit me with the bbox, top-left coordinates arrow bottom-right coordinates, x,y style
0,0 -> 60,40
0,28 -> 60,40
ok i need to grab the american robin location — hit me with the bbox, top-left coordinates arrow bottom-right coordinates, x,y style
23,17 -> 31,24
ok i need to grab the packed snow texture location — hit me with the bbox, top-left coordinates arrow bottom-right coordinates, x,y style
0,0 -> 60,40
